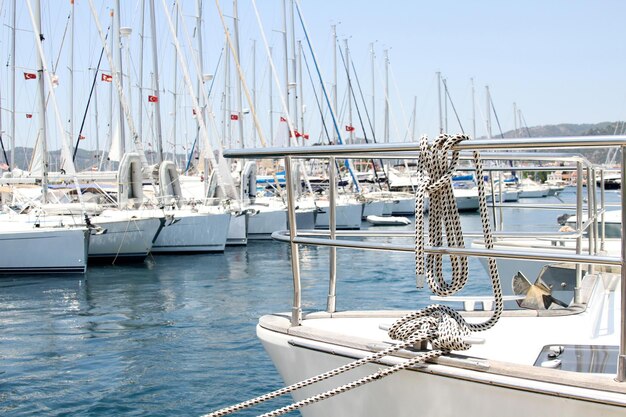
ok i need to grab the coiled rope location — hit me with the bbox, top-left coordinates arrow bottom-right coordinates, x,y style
203,134 -> 502,417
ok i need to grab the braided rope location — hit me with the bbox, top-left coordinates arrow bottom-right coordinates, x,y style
203,134 -> 502,417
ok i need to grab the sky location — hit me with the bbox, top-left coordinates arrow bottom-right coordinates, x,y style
1,0 -> 625,167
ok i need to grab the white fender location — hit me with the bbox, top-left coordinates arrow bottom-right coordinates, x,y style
240,161 -> 257,203
158,160 -> 183,208
117,152 -> 144,208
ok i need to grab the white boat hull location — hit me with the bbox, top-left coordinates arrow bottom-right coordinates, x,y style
227,213 -> 248,245
258,315 -> 626,417
361,200 -> 385,219
0,227 -> 89,273
247,208 -> 287,240
151,211 -> 230,252
89,216 -> 162,261
315,202 -> 362,230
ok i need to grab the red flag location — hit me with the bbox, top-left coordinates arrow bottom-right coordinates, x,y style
230,114 -> 239,121
101,73 -> 113,82
25,113 -> 33,119
148,95 -> 158,103
79,134 -> 86,140
303,133 -> 310,140
24,72 -> 37,80
280,116 -> 287,122
345,125 -> 355,132
290,130 -> 303,138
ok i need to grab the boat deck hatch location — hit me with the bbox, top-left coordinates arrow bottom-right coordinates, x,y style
534,345 -> 618,374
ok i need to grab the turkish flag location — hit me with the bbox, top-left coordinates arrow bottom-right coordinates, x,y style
24,72 -> 37,80
303,133 -> 309,140
101,73 -> 113,82
230,114 -> 239,121
345,125 -> 355,132
280,116 -> 287,122
148,95 -> 158,103
79,134 -> 86,140
25,113 -> 33,118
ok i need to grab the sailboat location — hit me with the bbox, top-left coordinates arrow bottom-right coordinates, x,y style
0,0 -> 90,274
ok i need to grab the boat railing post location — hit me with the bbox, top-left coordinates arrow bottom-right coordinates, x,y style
600,169 -> 606,252
285,156 -> 302,326
574,162 -> 583,304
327,156 -> 337,313
498,170 -> 504,232
586,167 -> 595,272
618,146 -> 626,382
591,168 -> 602,255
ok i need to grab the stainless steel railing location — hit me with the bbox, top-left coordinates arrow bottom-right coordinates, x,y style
224,135 -> 626,382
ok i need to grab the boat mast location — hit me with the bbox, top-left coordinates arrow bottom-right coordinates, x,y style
232,0 -> 245,149
115,0 -> 125,158
437,71 -> 442,134
486,85 -> 492,139
34,0 -> 49,202
332,24 -> 337,144
10,0 -> 16,170
69,0 -> 75,164
298,40 -> 304,138
345,39 -> 353,144
269,46 -> 274,146
411,95 -> 417,141
251,39 -> 257,146
149,0 -> 164,162
370,42 -> 375,140
138,0 -> 145,142
384,49 -> 389,143
471,77 -> 476,138
289,0 -> 298,138
283,0 -> 290,145
108,9 -> 114,168
172,1 -> 178,164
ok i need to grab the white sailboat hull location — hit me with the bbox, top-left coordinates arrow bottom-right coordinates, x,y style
88,216 -> 162,261
259,323 -> 625,417
361,200 -> 385,219
151,211 -> 231,252
315,202 -> 362,230
0,227 -> 89,273
227,213 -> 248,245
247,208 -> 287,240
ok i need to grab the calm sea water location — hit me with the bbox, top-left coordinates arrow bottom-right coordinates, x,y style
0,187 -> 619,416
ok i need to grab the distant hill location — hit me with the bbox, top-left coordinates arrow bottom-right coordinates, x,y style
483,121 -> 624,164
2,121 -> 623,171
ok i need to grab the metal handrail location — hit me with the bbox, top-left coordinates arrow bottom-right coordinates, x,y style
224,135 -> 626,382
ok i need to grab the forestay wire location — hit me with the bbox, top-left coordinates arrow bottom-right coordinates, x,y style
202,134 -> 502,417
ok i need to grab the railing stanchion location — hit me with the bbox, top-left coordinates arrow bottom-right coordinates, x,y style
285,156 -> 302,326
327,156 -> 337,313
574,162 -> 583,303
617,146 -> 626,382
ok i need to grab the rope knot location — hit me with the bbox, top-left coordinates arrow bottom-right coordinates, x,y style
387,305 -> 472,352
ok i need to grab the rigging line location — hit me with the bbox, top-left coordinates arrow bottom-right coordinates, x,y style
488,93 -> 505,139
301,47 -> 345,186
72,25 -> 111,162
350,58 -> 392,191
185,47 -> 224,174
443,80 -> 465,134
519,109 -> 532,138
293,1 -> 360,192
338,43 -> 386,191
301,50 -> 331,144
0,79 -> 9,169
